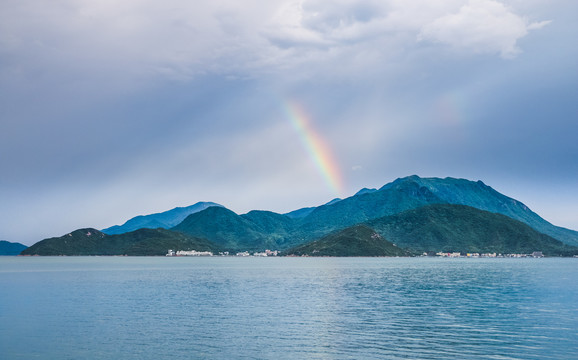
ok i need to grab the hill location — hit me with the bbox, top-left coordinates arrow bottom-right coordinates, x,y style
284,224 -> 410,257
21,228 -> 220,256
367,204 -> 577,256
102,202 -> 223,235
0,240 -> 28,255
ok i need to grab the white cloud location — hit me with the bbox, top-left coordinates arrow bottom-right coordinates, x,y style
418,0 -> 551,58
527,20 -> 551,30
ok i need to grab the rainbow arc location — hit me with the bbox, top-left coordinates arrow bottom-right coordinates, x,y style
283,101 -> 344,196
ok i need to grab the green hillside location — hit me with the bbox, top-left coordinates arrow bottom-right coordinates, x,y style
285,224 -> 410,257
21,228 -> 107,255
172,206 -> 278,251
384,176 -> 578,247
21,228 -> 220,256
241,210 -> 298,248
297,178 -> 443,238
367,204 -> 577,256
295,176 -> 578,247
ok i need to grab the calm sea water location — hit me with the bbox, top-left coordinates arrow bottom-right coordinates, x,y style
1,257 -> 577,359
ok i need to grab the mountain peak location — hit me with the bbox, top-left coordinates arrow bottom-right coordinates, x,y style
354,188 -> 377,196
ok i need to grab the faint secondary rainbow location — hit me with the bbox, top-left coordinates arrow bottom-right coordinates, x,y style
283,100 -> 344,195
433,90 -> 469,126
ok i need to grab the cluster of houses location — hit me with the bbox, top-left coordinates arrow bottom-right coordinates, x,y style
233,250 -> 279,257
166,249 -> 546,258
428,251 -> 544,258
166,249 -> 280,257
166,250 -> 214,256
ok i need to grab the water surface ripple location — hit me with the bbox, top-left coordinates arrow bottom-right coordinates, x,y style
1,257 -> 576,359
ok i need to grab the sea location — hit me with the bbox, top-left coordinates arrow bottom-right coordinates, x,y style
1,257 -> 576,360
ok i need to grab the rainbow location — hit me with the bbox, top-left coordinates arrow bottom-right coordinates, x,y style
283,100 -> 344,196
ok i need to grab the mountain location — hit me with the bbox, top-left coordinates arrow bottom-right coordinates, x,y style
297,177 -> 443,238
102,202 -> 223,235
172,207 -> 306,251
0,240 -> 28,255
296,176 -> 578,246
366,204 -> 577,256
284,224 -> 410,257
172,207 -> 272,251
21,228 -> 220,256
382,176 -> 578,247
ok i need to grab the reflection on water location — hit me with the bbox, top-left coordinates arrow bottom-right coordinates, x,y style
1,257 -> 577,359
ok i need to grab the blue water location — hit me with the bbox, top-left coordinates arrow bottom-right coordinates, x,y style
1,257 -> 577,359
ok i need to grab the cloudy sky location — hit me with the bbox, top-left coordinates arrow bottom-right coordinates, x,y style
1,0 -> 577,245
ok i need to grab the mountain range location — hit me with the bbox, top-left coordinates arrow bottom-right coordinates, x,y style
21,176 -> 578,256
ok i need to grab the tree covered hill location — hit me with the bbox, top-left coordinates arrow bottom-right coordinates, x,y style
367,204 -> 577,256
284,224 -> 410,257
171,206 -> 297,251
21,228 -> 220,256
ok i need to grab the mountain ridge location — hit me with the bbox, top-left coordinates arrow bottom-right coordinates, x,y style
102,201 -> 223,235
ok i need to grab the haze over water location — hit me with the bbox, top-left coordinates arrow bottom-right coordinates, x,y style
1,257 -> 576,359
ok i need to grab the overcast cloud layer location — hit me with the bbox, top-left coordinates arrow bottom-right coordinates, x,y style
1,0 -> 577,245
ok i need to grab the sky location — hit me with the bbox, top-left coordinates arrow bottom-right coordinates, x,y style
1,0 -> 577,246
